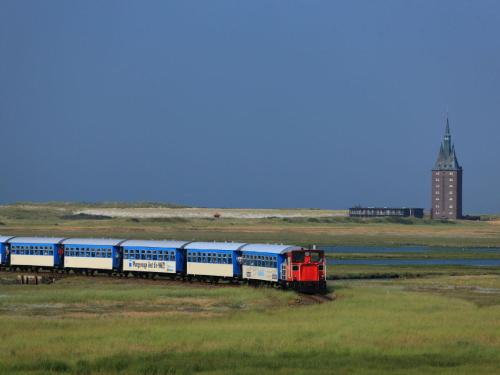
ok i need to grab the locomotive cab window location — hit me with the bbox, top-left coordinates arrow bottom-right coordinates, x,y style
309,252 -> 322,262
291,252 -> 305,263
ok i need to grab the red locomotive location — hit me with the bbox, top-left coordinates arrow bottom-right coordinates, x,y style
284,249 -> 326,293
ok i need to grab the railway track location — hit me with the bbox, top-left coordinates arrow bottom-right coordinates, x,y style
298,293 -> 335,304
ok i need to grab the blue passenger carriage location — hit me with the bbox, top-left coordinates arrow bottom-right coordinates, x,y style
8,237 -> 66,269
62,238 -> 124,272
121,240 -> 190,276
0,236 -> 15,266
185,242 -> 246,280
240,244 -> 301,284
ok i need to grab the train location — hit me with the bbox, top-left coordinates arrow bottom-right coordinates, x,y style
0,235 -> 327,293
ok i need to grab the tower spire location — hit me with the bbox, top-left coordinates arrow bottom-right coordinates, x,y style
445,112 -> 450,136
434,114 -> 460,170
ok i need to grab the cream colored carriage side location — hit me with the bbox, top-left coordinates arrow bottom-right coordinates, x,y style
8,237 -> 66,268
121,239 -> 190,275
240,244 -> 301,283
62,238 -> 125,271
185,242 -> 247,279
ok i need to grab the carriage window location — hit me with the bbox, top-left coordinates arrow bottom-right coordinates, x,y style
107,249 -> 112,258
291,252 -> 305,262
228,255 -> 232,264
309,252 -> 322,262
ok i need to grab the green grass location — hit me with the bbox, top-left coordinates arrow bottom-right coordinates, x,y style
0,275 -> 499,374
1,203 -> 500,373
328,264 -> 500,279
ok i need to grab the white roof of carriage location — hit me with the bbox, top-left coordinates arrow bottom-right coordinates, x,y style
61,238 -> 124,246
8,236 -> 66,244
240,243 -> 302,254
185,242 -> 248,251
120,240 -> 191,248
0,235 -> 16,243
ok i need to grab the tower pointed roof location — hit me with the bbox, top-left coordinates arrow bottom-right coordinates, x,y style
434,115 -> 461,170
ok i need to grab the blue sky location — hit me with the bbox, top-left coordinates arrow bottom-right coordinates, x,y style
1,1 -> 499,212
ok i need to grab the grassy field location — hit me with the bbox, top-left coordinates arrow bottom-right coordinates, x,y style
0,275 -> 499,374
1,203 -> 500,373
328,264 -> 500,279
1,203 -> 500,247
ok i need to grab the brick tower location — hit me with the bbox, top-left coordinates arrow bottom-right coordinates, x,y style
431,116 -> 463,219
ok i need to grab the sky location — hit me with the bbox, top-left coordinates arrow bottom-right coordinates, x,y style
1,1 -> 499,213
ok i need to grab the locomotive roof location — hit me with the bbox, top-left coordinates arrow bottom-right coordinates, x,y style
61,238 -> 125,246
121,239 -> 191,248
241,243 -> 302,254
0,235 -> 15,243
8,236 -> 66,244
185,242 -> 248,251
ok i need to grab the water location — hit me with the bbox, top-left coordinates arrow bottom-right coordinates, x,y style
320,245 -> 500,253
327,259 -> 500,267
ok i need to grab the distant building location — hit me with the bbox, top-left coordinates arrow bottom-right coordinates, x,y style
431,115 -> 463,219
349,207 -> 424,218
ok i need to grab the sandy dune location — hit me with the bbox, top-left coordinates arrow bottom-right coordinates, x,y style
76,207 -> 348,219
